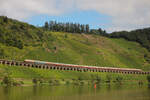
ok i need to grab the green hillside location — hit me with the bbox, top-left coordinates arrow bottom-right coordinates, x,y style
0,16 -> 150,71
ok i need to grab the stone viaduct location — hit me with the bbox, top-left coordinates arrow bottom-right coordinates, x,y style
0,59 -> 150,75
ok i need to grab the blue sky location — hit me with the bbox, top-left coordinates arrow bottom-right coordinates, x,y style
24,10 -> 112,30
1,0 -> 150,32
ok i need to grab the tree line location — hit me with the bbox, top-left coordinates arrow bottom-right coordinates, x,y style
43,21 -> 107,36
109,28 -> 150,51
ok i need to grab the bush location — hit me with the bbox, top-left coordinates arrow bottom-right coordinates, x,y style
66,80 -> 70,85
48,80 -> 53,85
106,75 -> 112,83
2,76 -> 13,86
115,76 -> 123,84
1,76 -> 25,86
72,79 -> 80,85
13,81 -> 21,86
32,78 -> 38,85
78,76 -> 83,81
96,75 -> 101,84
39,79 -> 44,84
48,79 -> 60,85
0,49 -> 5,57
54,80 -> 60,85
54,46 -> 57,50
147,75 -> 150,83
19,81 -> 24,85
79,81 -> 85,85
3,16 -> 8,23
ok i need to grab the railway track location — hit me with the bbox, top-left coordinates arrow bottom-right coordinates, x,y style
0,59 -> 150,75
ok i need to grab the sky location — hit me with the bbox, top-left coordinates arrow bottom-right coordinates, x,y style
0,0 -> 150,32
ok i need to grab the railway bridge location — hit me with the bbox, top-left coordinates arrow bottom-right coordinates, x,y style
0,59 -> 150,75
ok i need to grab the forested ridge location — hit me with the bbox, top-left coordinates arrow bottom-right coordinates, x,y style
109,29 -> 150,51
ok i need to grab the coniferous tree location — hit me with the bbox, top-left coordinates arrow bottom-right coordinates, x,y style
44,21 -> 49,30
86,24 -> 90,33
81,25 -> 84,33
43,20 -> 108,36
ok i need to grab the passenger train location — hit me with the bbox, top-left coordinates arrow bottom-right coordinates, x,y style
24,59 -> 142,72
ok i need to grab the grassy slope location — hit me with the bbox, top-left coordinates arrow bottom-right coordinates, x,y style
1,32 -> 150,70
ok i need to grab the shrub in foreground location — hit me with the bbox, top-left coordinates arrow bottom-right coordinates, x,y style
115,76 -> 123,84
2,76 -> 14,86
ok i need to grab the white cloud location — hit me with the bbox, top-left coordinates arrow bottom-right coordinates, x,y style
76,0 -> 150,32
0,0 -> 75,19
0,0 -> 150,32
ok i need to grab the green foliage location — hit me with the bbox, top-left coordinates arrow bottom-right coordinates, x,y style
1,75 -> 22,86
2,76 -> 14,86
0,48 -> 5,57
45,21 -> 91,34
19,81 -> 24,85
39,79 -> 44,84
0,16 -> 44,49
30,78 -> 46,85
44,21 -> 49,30
115,76 -> 123,84
106,74 -> 112,83
45,20 -> 107,36
48,79 -> 60,85
96,75 -> 101,84
6,39 -> 23,49
90,28 -> 108,36
32,78 -> 38,85
147,75 -> 150,83
2,16 -> 8,23
12,81 -> 22,86
109,28 -> 150,51
48,80 -> 53,85
78,76 -> 83,81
